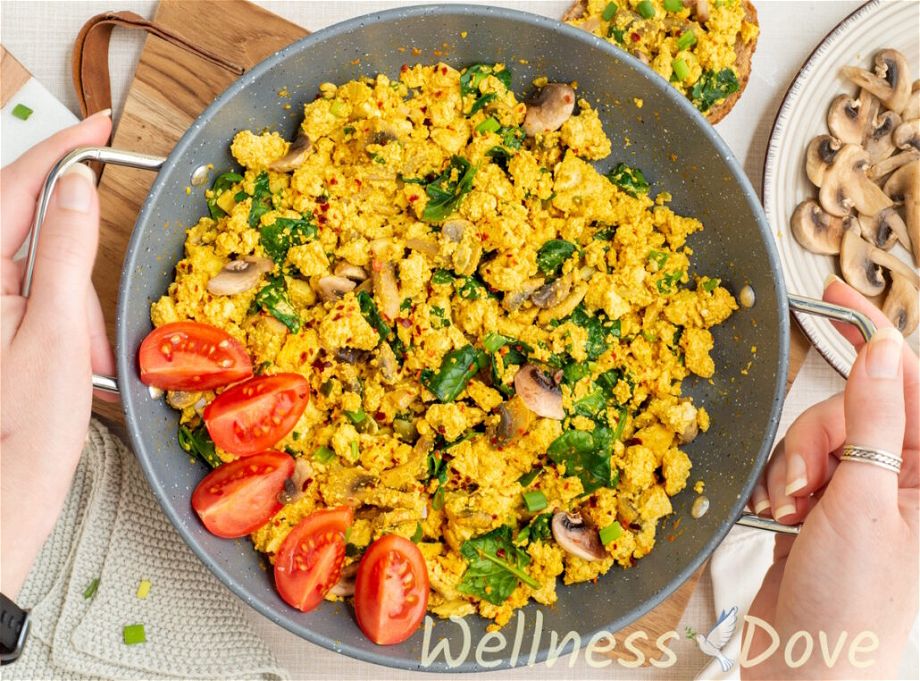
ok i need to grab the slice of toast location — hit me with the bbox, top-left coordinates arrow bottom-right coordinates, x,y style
563,0 -> 758,123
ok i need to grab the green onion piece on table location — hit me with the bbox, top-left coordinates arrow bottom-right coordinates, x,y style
522,490 -> 548,512
83,578 -> 100,600
637,0 -> 656,19
12,103 -> 33,120
599,521 -> 623,545
123,624 -> 146,645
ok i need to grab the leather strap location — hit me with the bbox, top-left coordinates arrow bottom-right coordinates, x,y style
71,10 -> 246,118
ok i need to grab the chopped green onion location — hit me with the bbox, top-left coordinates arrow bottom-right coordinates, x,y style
12,103 -> 33,120
677,29 -> 697,51
313,446 -> 335,463
672,58 -> 690,82
602,2 -> 618,20
411,523 -> 423,543
123,624 -> 146,645
522,490 -> 548,512
345,409 -> 367,425
517,468 -> 542,487
136,580 -> 151,600
349,440 -> 360,461
599,521 -> 623,545
702,277 -> 721,292
83,578 -> 100,600
663,0 -> 684,12
636,0 -> 656,19
475,116 -> 501,134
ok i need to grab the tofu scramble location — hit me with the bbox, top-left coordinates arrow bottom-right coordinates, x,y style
149,62 -> 737,631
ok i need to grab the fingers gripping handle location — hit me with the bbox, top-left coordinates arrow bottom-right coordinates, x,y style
21,147 -> 166,394
734,294 -> 877,535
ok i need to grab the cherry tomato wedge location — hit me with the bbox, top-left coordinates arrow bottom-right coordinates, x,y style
274,507 -> 353,612
139,321 -> 252,391
191,450 -> 294,538
354,534 -> 429,645
204,374 -> 309,456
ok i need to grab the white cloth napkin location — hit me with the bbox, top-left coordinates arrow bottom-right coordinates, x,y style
699,348 -> 919,680
6,419 -> 288,681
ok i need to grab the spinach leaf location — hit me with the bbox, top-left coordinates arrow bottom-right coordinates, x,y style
483,332 -> 515,353
515,513 -> 553,546
207,171 -> 243,220
572,388 -> 606,419
457,275 -> 488,300
459,63 -> 512,97
485,126 -> 526,169
608,27 -> 626,43
593,226 -> 617,241
254,274 -> 300,333
702,277 -> 721,292
422,156 -> 478,223
561,362 -> 592,385
656,270 -> 684,294
517,468 -> 542,487
431,268 -> 455,285
248,171 -> 274,227
357,291 -> 390,340
431,306 -> 451,328
595,368 -> 623,398
178,424 -> 221,468
606,163 -> 650,197
537,239 -> 578,277
568,305 -> 617,361
647,249 -> 669,269
691,68 -> 740,113
547,427 -> 613,493
468,92 -> 497,116
458,525 -> 539,605
420,345 -> 487,402
260,216 -> 317,264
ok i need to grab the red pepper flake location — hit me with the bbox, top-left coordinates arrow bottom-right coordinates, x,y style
496,548 -> 506,558
317,215 -> 327,225
300,352 -> 309,363
408,194 -> 419,202
329,177 -> 338,185
625,437 -> 642,447
420,105 -> 428,113
631,32 -> 640,42
374,411 -> 386,422
398,318 -> 412,328
440,65 -> 448,75
354,179 -> 362,187
376,100 -> 383,108
400,64 -> 409,73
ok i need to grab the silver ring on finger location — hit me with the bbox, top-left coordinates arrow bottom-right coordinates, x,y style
840,444 -> 902,475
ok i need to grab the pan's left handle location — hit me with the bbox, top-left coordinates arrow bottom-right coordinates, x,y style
20,146 -> 167,395
731,293 -> 878,535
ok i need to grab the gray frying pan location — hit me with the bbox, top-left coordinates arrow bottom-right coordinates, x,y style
22,5 -> 874,672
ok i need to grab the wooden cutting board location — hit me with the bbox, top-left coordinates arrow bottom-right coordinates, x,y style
87,0 -> 809,666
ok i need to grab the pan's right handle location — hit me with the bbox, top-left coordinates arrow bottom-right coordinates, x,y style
21,147 -> 167,395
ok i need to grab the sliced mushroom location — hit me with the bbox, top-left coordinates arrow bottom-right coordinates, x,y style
893,118 -> 920,152
841,49 -> 911,115
372,260 -> 400,321
869,247 -> 920,290
865,110 -> 901,162
791,199 -> 848,254
278,458 -> 312,505
406,238 -> 440,257
329,563 -> 359,598
859,207 -> 910,251
839,227 -> 886,296
882,273 -> 919,336
441,219 -> 482,276
826,90 -> 878,146
514,365 -> 564,420
869,149 -> 920,182
376,342 -> 399,383
688,0 -> 709,23
818,144 -> 893,217
503,277 -> 546,312
523,83 -> 576,137
334,347 -> 370,364
884,161 -> 920,265
207,257 -> 273,296
903,81 -> 920,121
317,275 -> 356,302
166,390 -> 202,410
577,15 -> 602,33
805,135 -> 842,186
493,395 -> 537,446
551,512 -> 606,561
442,218 -> 471,243
334,262 -> 368,282
531,278 -> 572,308
268,129 -> 312,172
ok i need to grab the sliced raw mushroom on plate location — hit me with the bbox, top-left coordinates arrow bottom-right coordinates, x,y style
882,273 -> 919,336
207,257 -> 273,295
893,118 -> 920,152
514,364 -> 564,420
523,83 -> 576,136
903,81 -> 920,121
790,199 -> 848,254
864,110 -> 901,162
826,90 -> 878,145
884,160 -> 919,264
317,275 -> 357,301
841,49 -> 912,115
551,512 -> 606,561
268,129 -> 312,172
818,144 -> 893,217
868,148 -> 920,182
858,207 -> 910,251
839,226 -> 886,297
805,135 -> 842,186
869,247 -> 920,289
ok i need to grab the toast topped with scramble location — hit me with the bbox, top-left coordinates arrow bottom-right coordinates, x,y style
563,0 -> 758,123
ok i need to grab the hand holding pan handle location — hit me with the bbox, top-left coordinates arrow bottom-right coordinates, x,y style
21,150 -> 878,534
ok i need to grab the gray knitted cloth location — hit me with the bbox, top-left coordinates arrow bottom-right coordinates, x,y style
6,419 -> 289,680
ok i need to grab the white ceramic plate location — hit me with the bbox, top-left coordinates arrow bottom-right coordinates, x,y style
763,0 -> 919,377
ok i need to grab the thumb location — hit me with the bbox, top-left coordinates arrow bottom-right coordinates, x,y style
23,163 -> 99,335
832,326 -> 906,506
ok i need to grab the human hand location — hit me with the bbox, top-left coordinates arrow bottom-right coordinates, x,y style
743,277 -> 918,679
1,112 -> 114,597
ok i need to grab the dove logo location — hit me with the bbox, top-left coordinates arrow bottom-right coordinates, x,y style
691,606 -> 738,672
